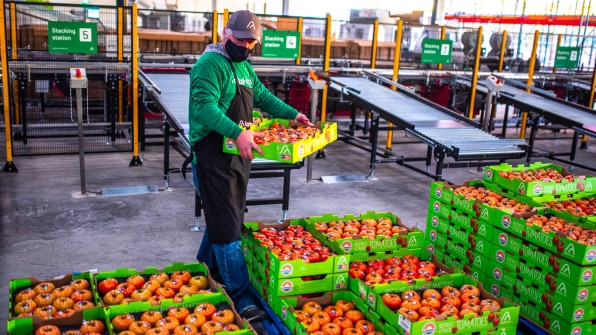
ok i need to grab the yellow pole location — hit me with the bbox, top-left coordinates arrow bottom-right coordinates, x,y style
468,26 -> 483,119
371,20 -> 379,69
131,4 -> 140,162
386,20 -> 403,150
438,26 -> 446,70
223,9 -> 229,27
118,6 -> 124,123
498,30 -> 507,72
553,34 -> 562,74
590,54 -> 596,109
519,30 -> 539,139
10,2 -> 20,125
296,17 -> 303,65
1,0 -> 15,168
211,10 -> 218,44
320,14 -> 332,122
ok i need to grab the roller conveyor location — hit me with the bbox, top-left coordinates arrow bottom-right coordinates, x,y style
139,71 -> 302,222
329,74 -> 527,180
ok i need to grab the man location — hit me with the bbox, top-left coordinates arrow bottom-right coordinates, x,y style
188,10 -> 312,322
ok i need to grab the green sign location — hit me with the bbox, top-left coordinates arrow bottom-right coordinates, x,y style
261,30 -> 300,58
48,21 -> 98,54
554,46 -> 580,69
421,38 -> 453,64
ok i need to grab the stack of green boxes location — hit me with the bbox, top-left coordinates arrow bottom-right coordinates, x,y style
426,162 -> 596,335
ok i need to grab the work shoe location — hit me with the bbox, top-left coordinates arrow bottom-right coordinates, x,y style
240,306 -> 267,323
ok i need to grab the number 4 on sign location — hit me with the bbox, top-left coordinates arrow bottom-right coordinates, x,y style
286,36 -> 296,49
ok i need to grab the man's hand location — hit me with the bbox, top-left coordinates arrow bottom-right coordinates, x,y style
235,130 -> 264,160
295,113 -> 314,127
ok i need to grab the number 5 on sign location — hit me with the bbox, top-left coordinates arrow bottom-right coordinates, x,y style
80,28 -> 92,42
286,36 -> 296,49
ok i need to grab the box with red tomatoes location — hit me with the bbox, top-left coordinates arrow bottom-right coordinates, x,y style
305,211 -> 425,255
8,306 -> 109,335
275,290 -> 399,335
374,275 -> 520,335
222,118 -> 337,164
93,262 -> 221,308
484,162 -> 596,197
9,271 -> 97,319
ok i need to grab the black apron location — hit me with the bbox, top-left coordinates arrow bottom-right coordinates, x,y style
194,60 -> 253,244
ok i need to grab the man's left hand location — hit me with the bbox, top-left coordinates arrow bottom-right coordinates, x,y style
295,114 -> 314,127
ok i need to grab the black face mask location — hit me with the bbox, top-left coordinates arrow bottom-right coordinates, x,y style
225,40 -> 252,62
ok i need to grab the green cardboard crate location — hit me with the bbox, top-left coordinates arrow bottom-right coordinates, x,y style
375,275 -> 520,335
426,212 -> 449,234
484,162 -> 596,197
429,181 -> 455,205
222,119 -> 337,164
428,199 -> 452,219
9,271 -> 96,319
305,211 -> 424,254
8,307 -> 109,335
266,272 -> 348,296
448,209 -> 496,241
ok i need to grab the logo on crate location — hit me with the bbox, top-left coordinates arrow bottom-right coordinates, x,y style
409,236 -> 419,246
431,216 -> 439,227
421,322 -> 436,335
367,292 -> 375,306
484,169 -> 493,181
498,233 -> 508,246
586,249 -> 596,263
298,143 -> 304,158
337,256 -> 348,270
427,244 -> 435,254
335,275 -> 346,289
280,280 -> 293,293
281,306 -> 287,320
578,288 -> 589,302
243,245 -> 248,256
533,183 -> 543,195
517,182 -> 526,195
341,240 -> 353,252
574,308 -> 585,321
500,215 -> 511,229
582,269 -> 593,282
280,264 -> 293,276
429,230 -> 437,242
493,268 -> 503,281
279,145 -> 291,161
434,187 -> 443,199
495,250 -> 505,263
433,201 -> 441,213
490,284 -> 500,296
572,326 -> 583,335
225,138 -> 237,150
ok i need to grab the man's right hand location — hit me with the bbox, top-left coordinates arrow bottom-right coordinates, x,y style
235,130 -> 264,160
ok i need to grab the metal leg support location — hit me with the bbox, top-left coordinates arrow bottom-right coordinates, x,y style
434,147 -> 446,181
366,113 -> 380,180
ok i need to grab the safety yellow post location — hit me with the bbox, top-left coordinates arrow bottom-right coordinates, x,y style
118,6 -> 124,123
295,17 -> 303,65
211,10 -> 218,44
320,14 -> 332,122
10,1 -> 20,125
223,9 -> 229,26
371,20 -> 379,69
386,20 -> 403,151
553,35 -> 562,74
1,0 -> 17,172
438,26 -> 446,71
129,3 -> 141,166
519,30 -> 539,140
468,26 -> 483,119
498,30 -> 507,73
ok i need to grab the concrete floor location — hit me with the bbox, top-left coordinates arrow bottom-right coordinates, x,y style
2,124 -> 596,333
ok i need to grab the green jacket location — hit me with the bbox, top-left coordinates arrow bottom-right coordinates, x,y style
188,42 -> 299,149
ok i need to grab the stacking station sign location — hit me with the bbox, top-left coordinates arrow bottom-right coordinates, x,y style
48,21 -> 98,54
261,30 -> 300,58
421,38 -> 453,64
554,46 -> 580,69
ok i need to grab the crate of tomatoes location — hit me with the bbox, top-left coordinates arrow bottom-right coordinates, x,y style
8,306 -> 109,335
94,262 -> 221,307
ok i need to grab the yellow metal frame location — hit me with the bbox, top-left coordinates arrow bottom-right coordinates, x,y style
498,30 -> 507,73
1,0 -> 14,164
386,20 -> 403,150
211,10 -> 219,43
468,26 -> 483,119
519,30 -> 540,139
438,26 -> 446,71
131,4 -> 140,159
295,18 -> 303,66
320,14 -> 332,122
370,20 -> 379,69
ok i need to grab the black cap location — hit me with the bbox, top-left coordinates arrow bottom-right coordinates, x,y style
227,10 -> 261,41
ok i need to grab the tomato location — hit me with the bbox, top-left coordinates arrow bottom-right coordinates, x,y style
302,301 -> 323,315
335,300 -> 355,313
401,290 -> 420,302
302,317 -> 321,333
441,286 -> 461,299
111,313 -> 136,332
200,321 -> 224,334
185,312 -> 207,329
194,303 -> 216,320
63,330 -> 80,335
117,283 -> 137,297
173,292 -> 191,303
398,308 -> 420,322
139,310 -> 164,326
343,310 -> 364,324
170,271 -> 192,285
128,321 -> 152,335
97,278 -> 119,295
178,284 -> 199,295
13,300 -> 37,315
79,319 -> 106,334
149,273 -> 170,285
323,305 -> 343,319
145,328 -> 170,335
142,280 -> 161,294
71,289 -> 93,302
148,295 -> 163,305
460,292 -> 481,305
223,324 -> 240,331
418,306 -> 439,318
320,323 -> 342,335
168,307 -> 191,323
34,293 -> 56,307
102,289 -> 125,305
35,325 -> 61,335
163,279 -> 183,292
15,288 -> 37,303
52,286 -> 74,298
348,268 -> 365,280
354,320 -> 375,334
155,316 -> 180,332
211,309 -> 235,325
293,310 -> 311,322
460,284 -> 480,296
341,328 -> 364,335
33,305 -> 57,319
34,282 -> 56,295
421,298 -> 441,310
69,279 -> 90,291
126,275 -> 146,289
312,310 -> 331,326
172,324 -> 197,335
55,308 -> 76,318
422,289 -> 442,300
53,296 -> 75,311
130,288 -> 152,301
73,300 -> 95,311
155,286 -> 176,299
401,299 -> 421,311
332,317 -> 353,330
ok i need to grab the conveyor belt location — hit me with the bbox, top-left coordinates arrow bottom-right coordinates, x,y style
140,71 -> 301,221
